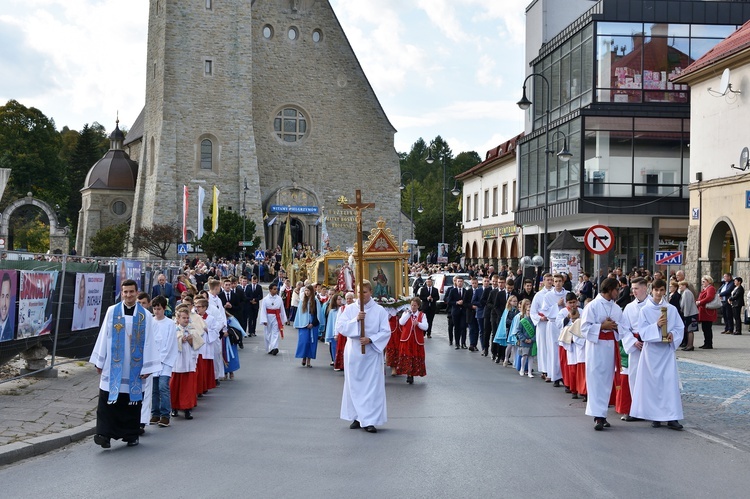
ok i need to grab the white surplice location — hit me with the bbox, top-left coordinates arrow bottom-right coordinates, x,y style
619,298 -> 648,401
556,307 -> 583,366
207,293 -> 226,379
630,297 -> 684,422
337,297 -> 391,427
260,294 -> 287,352
581,294 -> 623,418
542,288 -> 567,380
530,287 -> 551,373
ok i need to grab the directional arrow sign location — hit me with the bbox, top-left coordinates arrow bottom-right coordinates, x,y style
584,224 -> 615,255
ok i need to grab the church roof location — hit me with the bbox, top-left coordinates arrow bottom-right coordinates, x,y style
123,107 -> 145,146
84,150 -> 139,191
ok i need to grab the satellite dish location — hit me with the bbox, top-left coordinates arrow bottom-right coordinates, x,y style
719,68 -> 731,95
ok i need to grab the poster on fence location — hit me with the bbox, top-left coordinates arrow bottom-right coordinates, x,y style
18,271 -> 58,338
72,273 -> 105,331
550,250 -> 582,284
115,259 -> 143,301
0,270 -> 18,342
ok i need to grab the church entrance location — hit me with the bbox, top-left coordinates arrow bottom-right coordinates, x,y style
278,218 -> 304,250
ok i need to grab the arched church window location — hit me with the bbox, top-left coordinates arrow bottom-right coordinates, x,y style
288,27 -> 299,41
273,108 -> 308,143
201,139 -> 213,169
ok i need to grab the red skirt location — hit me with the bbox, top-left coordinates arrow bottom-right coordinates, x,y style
615,373 -> 632,415
196,356 -> 217,394
576,363 -> 587,395
385,316 -> 401,368
396,338 -> 426,377
170,371 -> 198,410
334,334 -> 346,370
567,362 -> 578,394
559,346 -> 569,387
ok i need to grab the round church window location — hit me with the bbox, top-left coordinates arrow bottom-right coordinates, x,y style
263,25 -> 273,39
288,27 -> 298,40
273,107 -> 308,143
112,201 -> 127,216
312,29 -> 322,43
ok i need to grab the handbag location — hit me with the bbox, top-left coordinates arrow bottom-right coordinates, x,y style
706,292 -> 722,310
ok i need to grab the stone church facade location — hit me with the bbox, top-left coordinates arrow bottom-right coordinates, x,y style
77,0 -> 401,257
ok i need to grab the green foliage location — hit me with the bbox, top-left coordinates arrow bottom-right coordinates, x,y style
67,123 -> 109,232
196,207 -> 261,260
132,223 -> 182,260
10,216 -> 49,253
399,135 -> 480,261
89,222 -> 130,257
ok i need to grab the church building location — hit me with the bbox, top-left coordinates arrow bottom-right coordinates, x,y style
77,0 -> 401,257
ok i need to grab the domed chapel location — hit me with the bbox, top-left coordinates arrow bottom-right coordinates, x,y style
77,0 -> 401,257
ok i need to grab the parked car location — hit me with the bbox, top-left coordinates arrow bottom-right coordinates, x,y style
431,272 -> 471,312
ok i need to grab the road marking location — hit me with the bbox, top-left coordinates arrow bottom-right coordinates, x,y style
686,428 -> 743,452
720,387 -> 750,407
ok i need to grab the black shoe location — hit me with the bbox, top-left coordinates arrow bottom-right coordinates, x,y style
482,350 -> 488,357
406,375 -> 414,384
461,345 -> 467,349
426,334 -> 431,338
621,415 -> 643,422
494,357 -> 501,363
564,387 -> 572,393
582,396 -> 588,402
571,393 -> 579,399
139,425 -> 145,436
594,418 -> 604,431
184,410 -> 193,420
449,342 -> 453,346
126,438 -> 139,447
699,345 -> 713,349
667,420 -> 684,430
602,419 -> 611,428
733,332 -> 743,335
94,434 -> 111,449
651,421 -> 663,428
553,380 -> 561,387
171,410 -> 178,417
271,348 -> 279,355
239,343 -> 244,349
364,425 -> 377,433
455,346 -> 460,350
349,420 -> 361,429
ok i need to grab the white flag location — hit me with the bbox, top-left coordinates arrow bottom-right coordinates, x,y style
197,186 -> 205,238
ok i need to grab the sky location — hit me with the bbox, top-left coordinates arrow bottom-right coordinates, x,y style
0,0 -> 529,158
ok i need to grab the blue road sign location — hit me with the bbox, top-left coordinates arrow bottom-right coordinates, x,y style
655,251 -> 683,265
254,250 -> 266,260
177,243 -> 188,256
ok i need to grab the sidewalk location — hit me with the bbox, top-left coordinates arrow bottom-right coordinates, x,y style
0,325 -> 748,467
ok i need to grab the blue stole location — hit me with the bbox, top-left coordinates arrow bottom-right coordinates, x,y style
108,302 -> 148,404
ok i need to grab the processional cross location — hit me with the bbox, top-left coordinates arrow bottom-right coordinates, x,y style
343,190 -> 374,354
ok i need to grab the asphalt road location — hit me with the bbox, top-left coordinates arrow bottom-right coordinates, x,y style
1,314 -> 749,498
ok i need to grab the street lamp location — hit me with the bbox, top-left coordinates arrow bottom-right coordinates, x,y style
426,149 -> 460,245
517,73 -> 571,271
399,171 -> 418,248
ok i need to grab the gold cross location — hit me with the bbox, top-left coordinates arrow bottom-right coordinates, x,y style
113,322 -> 124,333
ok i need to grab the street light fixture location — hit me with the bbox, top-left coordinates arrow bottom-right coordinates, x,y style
426,148 -> 460,245
518,73 -> 571,271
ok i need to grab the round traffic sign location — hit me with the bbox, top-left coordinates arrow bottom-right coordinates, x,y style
584,224 -> 614,255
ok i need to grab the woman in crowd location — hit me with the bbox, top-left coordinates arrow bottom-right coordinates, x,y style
696,275 -> 717,349
324,293 -> 344,367
293,285 -> 319,367
679,280 -> 698,351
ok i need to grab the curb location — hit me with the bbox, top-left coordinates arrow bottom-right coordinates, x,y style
0,420 -> 96,467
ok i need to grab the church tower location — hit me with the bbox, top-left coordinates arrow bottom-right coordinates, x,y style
131,0 -> 263,253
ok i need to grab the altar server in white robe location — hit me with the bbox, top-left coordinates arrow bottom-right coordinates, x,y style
530,274 -> 553,377
580,278 -> 623,431
91,280 -> 159,448
336,280 -> 391,433
207,280 -> 227,381
543,274 -> 568,385
260,282 -> 287,355
631,279 -> 685,430
617,277 -> 649,422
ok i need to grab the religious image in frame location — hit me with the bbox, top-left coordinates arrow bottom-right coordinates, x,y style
326,259 -> 344,287
368,261 -> 396,300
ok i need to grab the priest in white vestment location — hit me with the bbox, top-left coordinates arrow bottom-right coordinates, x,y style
530,274 -> 553,377
91,280 -> 159,448
631,280 -> 685,429
581,278 -> 623,431
260,282 -> 287,355
336,280 -> 391,433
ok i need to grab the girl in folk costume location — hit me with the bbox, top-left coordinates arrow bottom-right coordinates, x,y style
294,285 -> 319,367
513,299 -> 536,377
334,292 -> 355,371
494,295 -> 520,366
503,298 -> 522,367
397,297 -> 428,384
325,294 -> 344,367
169,306 -> 204,420
385,310 -> 402,377
222,311 -> 240,380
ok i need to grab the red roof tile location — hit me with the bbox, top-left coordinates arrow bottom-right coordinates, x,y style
676,21 -> 750,79
456,133 -> 524,180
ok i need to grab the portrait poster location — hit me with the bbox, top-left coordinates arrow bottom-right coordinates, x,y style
368,262 -> 396,300
115,259 -> 143,299
550,250 -> 582,283
18,271 -> 58,338
437,243 -> 449,264
0,269 -> 18,342
71,273 -> 105,332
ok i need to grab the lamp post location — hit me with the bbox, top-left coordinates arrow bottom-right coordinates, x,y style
241,178 -> 249,243
426,149 -> 460,246
517,73 -> 571,270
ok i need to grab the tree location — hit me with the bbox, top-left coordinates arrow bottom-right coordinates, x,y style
67,123 -> 108,233
196,207 -> 261,260
89,223 -> 129,257
131,223 -> 182,260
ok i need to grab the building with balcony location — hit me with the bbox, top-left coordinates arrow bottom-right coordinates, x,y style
516,0 -> 750,272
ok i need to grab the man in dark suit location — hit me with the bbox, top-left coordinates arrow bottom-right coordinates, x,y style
490,276 -> 508,362
718,273 -> 736,333
218,278 -> 241,318
481,275 -> 498,356
615,276 -> 631,309
0,272 -> 15,342
468,277 -> 483,351
418,277 -> 439,338
230,277 -> 246,348
446,276 -> 472,349
244,274 -> 264,337
151,274 -> 176,315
